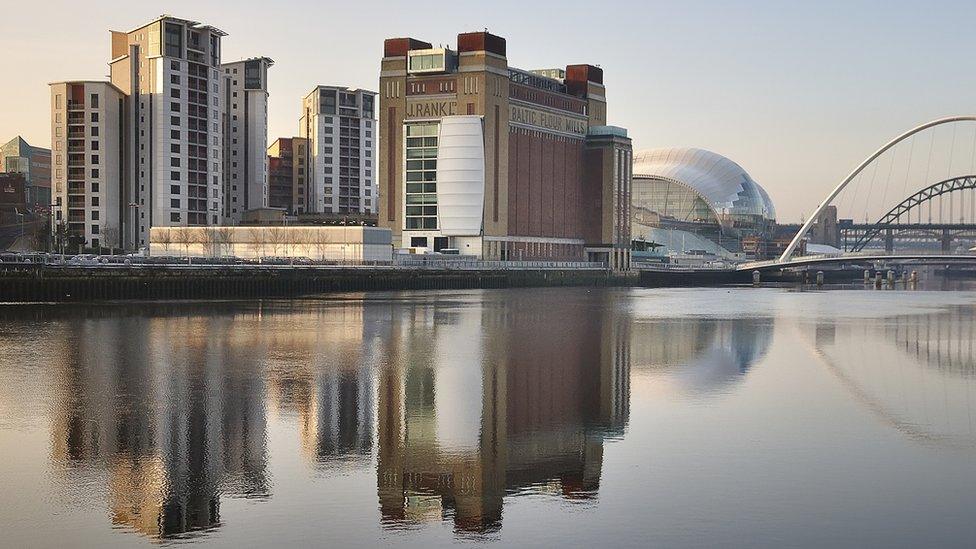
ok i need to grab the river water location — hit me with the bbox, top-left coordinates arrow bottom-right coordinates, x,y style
1,285 -> 976,547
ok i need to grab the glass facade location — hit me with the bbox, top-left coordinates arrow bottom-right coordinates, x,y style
632,179 -> 717,225
408,53 -> 445,73
404,123 -> 438,230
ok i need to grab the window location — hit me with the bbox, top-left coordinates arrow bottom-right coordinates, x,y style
91,182 -> 99,192
171,185 -> 180,194
90,112 -> 99,123
171,143 -> 180,153
171,171 -> 180,181
91,211 -> 99,221
171,130 -> 180,139
91,140 -> 99,150
165,22 -> 183,58
170,212 -> 181,222
91,196 -> 99,206
171,74 -> 180,85
91,126 -> 99,137
91,224 -> 99,234
171,116 -> 180,126
171,199 -> 180,208
171,89 -> 181,98
90,93 -> 99,108
91,155 -> 99,164
171,158 -> 180,167
171,102 -> 181,112
404,122 -> 439,230
171,60 -> 181,71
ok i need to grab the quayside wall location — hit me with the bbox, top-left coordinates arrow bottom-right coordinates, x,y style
0,266 -> 637,302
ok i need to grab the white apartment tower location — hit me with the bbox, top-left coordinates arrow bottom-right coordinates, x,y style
108,15 -> 226,248
299,86 -> 377,215
221,57 -> 273,223
49,82 -> 125,250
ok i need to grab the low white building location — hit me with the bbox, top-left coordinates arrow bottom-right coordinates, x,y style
149,225 -> 392,261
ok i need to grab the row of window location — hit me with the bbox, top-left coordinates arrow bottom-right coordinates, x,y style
404,122 -> 439,230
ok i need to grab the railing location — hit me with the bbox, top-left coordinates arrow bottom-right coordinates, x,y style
393,258 -> 606,270
738,250 -> 976,271
0,253 -> 611,272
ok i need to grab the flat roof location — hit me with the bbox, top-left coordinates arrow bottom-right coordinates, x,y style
116,14 -> 226,37
303,86 -> 377,100
47,80 -> 126,94
222,56 -> 276,67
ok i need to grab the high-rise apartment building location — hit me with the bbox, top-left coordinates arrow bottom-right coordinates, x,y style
0,136 -> 52,209
267,137 -> 307,212
108,15 -> 226,248
49,81 -> 125,250
221,57 -> 273,223
298,86 -> 377,215
49,15 -> 229,250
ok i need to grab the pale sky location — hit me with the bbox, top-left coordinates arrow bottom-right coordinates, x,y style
3,0 -> 975,221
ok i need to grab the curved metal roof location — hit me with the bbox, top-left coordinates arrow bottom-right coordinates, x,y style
633,148 -> 776,221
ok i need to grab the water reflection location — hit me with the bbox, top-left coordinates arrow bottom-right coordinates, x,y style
2,289 -> 973,544
631,317 -> 774,395
375,292 -> 630,534
809,306 -> 976,447
50,315 -> 269,539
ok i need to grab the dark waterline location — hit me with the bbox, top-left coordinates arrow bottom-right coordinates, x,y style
1,287 -> 975,547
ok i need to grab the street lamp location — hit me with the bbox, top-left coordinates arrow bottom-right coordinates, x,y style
49,203 -> 66,260
14,208 -> 24,238
128,202 -> 141,254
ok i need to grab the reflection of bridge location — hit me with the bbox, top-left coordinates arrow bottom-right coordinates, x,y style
781,116 -> 976,263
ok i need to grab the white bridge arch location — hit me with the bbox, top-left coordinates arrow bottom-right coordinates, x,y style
780,115 -> 976,262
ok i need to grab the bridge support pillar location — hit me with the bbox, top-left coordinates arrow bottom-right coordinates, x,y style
941,228 -> 952,253
884,229 -> 894,254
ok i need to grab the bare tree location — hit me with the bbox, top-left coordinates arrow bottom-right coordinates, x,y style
294,228 -> 314,258
173,227 -> 194,258
248,227 -> 266,259
215,227 -> 234,258
101,225 -> 120,255
154,227 -> 174,256
267,226 -> 288,257
313,229 -> 332,261
191,228 -> 214,260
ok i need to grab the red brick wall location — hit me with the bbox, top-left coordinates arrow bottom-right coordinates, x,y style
507,129 -> 584,240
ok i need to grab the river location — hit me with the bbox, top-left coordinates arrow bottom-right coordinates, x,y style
1,285 -> 975,547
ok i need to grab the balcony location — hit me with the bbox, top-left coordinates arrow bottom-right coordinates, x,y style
66,101 -> 84,111
67,112 -> 86,124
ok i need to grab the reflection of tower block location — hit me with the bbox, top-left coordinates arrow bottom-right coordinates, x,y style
600,316 -> 631,435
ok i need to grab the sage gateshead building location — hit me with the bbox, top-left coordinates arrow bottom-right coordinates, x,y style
378,31 -> 633,269
631,148 -> 776,256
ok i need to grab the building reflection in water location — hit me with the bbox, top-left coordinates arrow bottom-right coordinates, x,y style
630,316 -> 774,395
263,302 -> 384,468
811,306 -> 976,447
375,291 -> 631,534
49,311 -> 270,540
40,293 -> 780,540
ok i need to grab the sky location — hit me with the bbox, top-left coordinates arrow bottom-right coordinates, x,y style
3,0 -> 976,222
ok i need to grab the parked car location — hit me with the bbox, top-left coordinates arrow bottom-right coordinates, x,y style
67,254 -> 99,266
